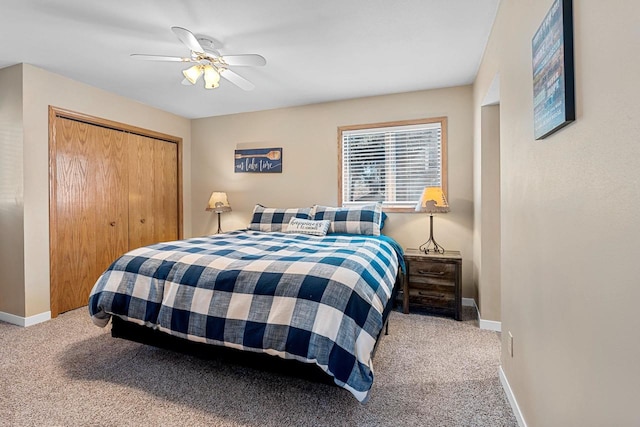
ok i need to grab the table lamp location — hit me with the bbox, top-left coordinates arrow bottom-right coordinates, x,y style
415,187 -> 450,254
206,191 -> 232,233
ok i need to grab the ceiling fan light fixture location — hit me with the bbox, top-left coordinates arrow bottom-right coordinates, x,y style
203,65 -> 221,89
136,27 -> 263,92
182,64 -> 203,84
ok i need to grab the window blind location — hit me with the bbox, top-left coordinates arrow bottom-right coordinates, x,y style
341,121 -> 443,208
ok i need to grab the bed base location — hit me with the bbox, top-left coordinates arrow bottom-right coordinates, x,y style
110,270 -> 402,386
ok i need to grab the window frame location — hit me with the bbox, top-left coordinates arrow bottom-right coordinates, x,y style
338,117 -> 448,213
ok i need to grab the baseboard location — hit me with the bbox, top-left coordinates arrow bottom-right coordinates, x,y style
479,318 -> 502,332
462,297 -> 476,307
0,310 -> 51,327
499,366 -> 527,427
462,297 -> 501,332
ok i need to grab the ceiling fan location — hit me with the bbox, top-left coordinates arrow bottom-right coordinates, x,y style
131,26 -> 266,91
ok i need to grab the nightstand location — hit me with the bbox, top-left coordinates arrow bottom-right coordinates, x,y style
402,249 -> 462,320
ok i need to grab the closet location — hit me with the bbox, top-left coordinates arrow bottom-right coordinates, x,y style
49,108 -> 182,316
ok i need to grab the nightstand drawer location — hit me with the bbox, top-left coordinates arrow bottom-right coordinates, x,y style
407,280 -> 455,293
407,287 -> 455,309
409,260 -> 456,285
409,259 -> 456,280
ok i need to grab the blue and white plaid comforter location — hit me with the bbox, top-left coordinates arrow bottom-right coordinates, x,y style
89,230 -> 402,402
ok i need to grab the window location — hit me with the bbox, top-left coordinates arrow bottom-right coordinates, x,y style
339,117 -> 447,212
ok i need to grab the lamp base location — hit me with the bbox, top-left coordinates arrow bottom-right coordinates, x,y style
216,212 -> 223,234
418,214 -> 445,254
418,238 -> 445,254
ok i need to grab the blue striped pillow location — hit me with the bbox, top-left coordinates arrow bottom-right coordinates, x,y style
248,205 -> 313,232
312,204 -> 383,236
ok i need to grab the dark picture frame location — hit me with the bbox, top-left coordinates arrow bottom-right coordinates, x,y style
532,0 -> 575,140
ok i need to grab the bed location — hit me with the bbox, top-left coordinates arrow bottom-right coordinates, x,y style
88,204 -> 403,402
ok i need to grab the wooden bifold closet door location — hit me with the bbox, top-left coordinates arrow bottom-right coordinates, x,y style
50,109 -> 181,316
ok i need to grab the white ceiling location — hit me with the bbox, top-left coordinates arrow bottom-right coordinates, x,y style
0,0 -> 500,119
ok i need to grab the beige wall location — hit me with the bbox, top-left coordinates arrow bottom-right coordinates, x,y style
191,86 -> 476,296
1,64 -> 192,318
474,1 -> 640,425
477,104 -> 501,322
0,64 -> 26,316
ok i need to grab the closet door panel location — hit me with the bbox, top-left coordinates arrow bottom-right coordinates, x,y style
128,134 -> 156,249
153,139 -> 178,243
54,118 -> 99,313
94,127 -> 129,274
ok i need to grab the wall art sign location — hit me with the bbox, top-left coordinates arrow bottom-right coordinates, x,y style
532,0 -> 575,140
234,147 -> 282,173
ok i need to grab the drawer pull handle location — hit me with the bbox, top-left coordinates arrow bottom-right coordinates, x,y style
418,291 -> 444,297
417,270 -> 445,276
109,221 -> 116,227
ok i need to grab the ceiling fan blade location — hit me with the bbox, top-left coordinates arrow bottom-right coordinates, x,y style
131,54 -> 191,62
219,69 -> 255,91
221,54 -> 266,67
181,78 -> 194,86
171,26 -> 205,53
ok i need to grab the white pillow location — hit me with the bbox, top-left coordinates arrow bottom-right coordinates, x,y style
286,218 -> 331,236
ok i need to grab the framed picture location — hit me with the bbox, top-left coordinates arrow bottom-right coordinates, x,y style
532,0 -> 575,140
234,147 -> 282,173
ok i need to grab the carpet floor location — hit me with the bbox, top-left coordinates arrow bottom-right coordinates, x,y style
0,307 -> 517,426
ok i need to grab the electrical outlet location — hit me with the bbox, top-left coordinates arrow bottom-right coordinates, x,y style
508,332 -> 514,357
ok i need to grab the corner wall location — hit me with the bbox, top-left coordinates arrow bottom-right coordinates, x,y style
474,1 -> 640,425
0,64 -> 25,317
191,86 -> 476,297
478,103 -> 501,322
